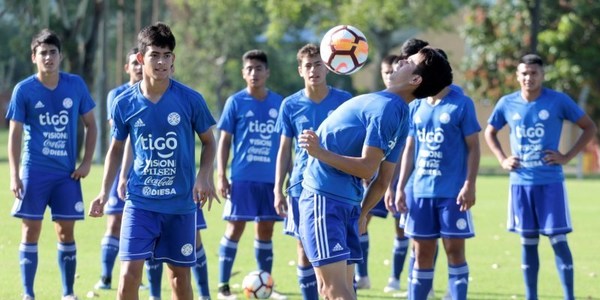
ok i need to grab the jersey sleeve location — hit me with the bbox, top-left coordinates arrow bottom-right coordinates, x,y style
216,96 -> 237,134
365,103 -> 408,163
558,93 -> 585,123
75,76 -> 96,115
460,97 -> 482,136
487,97 -> 507,130
276,100 -> 294,138
192,93 -> 217,134
5,84 -> 27,123
110,100 -> 128,141
106,88 -> 119,120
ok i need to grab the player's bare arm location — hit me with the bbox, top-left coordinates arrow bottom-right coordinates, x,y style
298,129 -> 383,179
89,139 -> 125,217
395,136 -> 415,213
216,130 -> 232,198
544,114 -> 597,165
457,133 -> 480,211
117,137 -> 133,200
194,128 -> 219,210
484,125 -> 520,170
274,135 -> 292,217
8,120 -> 24,199
359,160 -> 396,234
384,156 -> 402,213
72,110 -> 98,180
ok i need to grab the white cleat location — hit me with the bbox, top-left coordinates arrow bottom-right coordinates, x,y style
269,290 -> 288,300
384,278 -> 401,293
355,276 -> 371,289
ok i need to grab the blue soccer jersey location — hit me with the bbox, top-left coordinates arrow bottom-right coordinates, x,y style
111,79 -> 216,214
302,91 -> 409,204
6,72 -> 96,174
409,89 -> 481,198
106,83 -> 132,120
277,87 -> 352,197
217,89 -> 283,183
488,88 -> 585,185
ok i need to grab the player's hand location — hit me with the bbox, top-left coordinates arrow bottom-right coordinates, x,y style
298,129 -> 322,158
501,156 -> 520,171
274,192 -> 288,217
72,161 -> 92,180
194,177 -> 219,211
217,176 -> 231,199
394,189 -> 408,214
384,188 -> 396,213
456,183 -> 476,211
10,175 -> 24,199
358,213 -> 369,235
543,150 -> 569,165
88,195 -> 108,217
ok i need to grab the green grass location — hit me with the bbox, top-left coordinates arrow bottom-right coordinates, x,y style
0,130 -> 599,298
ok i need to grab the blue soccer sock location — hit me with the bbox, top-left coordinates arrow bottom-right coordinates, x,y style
100,235 -> 119,283
550,235 -> 574,300
355,233 -> 369,278
57,242 -> 77,296
448,262 -> 469,300
410,268 -> 434,300
297,265 -> 318,300
219,236 -> 238,284
255,239 -> 273,273
193,245 -> 210,298
392,237 -> 409,280
146,258 -> 163,298
19,243 -> 38,298
521,236 -> 540,300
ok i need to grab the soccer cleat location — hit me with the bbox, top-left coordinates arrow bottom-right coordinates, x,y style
427,289 -> 435,299
355,276 -> 371,289
442,289 -> 452,300
22,295 -> 34,300
217,284 -> 237,300
269,290 -> 288,300
383,278 -> 401,293
139,282 -> 149,290
61,295 -> 79,300
94,279 -> 111,290
198,297 -> 211,300
149,297 -> 161,300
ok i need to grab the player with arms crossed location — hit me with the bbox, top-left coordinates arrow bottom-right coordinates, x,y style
484,54 -> 596,300
7,28 -> 97,300
88,22 -> 218,300
274,43 -> 352,300
298,48 -> 453,300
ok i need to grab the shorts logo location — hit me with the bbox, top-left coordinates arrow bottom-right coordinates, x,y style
181,243 -> 194,256
74,201 -> 84,213
108,198 -> 118,206
168,112 -> 181,126
332,243 -> 344,252
456,218 -> 467,230
63,98 -> 73,109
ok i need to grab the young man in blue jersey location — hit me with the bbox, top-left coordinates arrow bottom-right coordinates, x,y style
484,54 -> 596,300
7,28 -> 98,300
394,47 -> 481,300
274,44 -> 352,300
94,46 -> 143,291
216,49 -> 286,300
88,22 -> 218,300
297,47 -> 453,300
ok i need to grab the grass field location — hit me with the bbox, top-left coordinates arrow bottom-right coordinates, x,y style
0,134 -> 599,299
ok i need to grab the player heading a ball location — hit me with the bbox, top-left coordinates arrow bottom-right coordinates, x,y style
320,25 -> 369,75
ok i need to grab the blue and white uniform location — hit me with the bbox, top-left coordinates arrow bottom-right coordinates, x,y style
404,89 -> 480,239
111,79 -> 215,266
218,89 -> 283,221
299,91 -> 409,266
7,73 -> 95,220
488,88 -> 584,235
276,87 -> 351,236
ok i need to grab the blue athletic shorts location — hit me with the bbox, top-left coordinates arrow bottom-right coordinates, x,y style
508,182 -> 572,236
197,206 -> 207,230
298,189 -> 362,267
222,181 -> 283,222
119,203 -> 196,266
105,169 -> 125,215
404,197 -> 475,239
369,198 -> 389,218
283,196 -> 300,238
11,169 -> 84,221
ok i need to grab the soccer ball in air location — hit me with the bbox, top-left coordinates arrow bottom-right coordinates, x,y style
242,270 -> 274,299
319,25 -> 369,75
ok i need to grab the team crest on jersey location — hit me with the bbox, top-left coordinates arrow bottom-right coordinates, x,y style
439,112 -> 451,124
63,98 -> 73,109
538,109 -> 549,120
168,112 -> 181,126
269,108 -> 278,119
181,243 -> 194,256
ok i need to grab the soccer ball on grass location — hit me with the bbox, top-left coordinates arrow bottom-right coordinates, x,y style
242,270 -> 274,299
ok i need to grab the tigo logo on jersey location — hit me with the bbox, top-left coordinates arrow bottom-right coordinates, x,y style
39,110 -> 69,132
416,128 -> 445,151
140,131 -> 178,159
515,123 -> 544,144
249,119 -> 276,140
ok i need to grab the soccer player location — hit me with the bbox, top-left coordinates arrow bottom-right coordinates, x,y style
7,28 -> 98,300
394,48 -> 481,299
216,50 -> 286,300
297,47 -> 453,300
94,46 -> 142,291
484,54 -> 597,300
88,22 -> 218,300
274,43 -> 352,300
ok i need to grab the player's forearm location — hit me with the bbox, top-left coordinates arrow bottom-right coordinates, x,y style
564,121 -> 597,162
7,128 -> 22,177
397,139 -> 414,191
484,127 -> 508,164
274,139 -> 292,194
216,134 -> 231,179
362,163 -> 394,214
312,148 -> 379,179
199,139 -> 217,182
81,121 -> 98,165
464,135 -> 481,187
101,143 -> 125,196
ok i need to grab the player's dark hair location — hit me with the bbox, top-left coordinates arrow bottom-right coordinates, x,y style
412,48 -> 453,99
137,22 -> 176,54
297,44 -> 320,66
31,29 -> 61,54
126,47 -> 139,60
381,54 -> 398,67
520,54 -> 544,67
401,38 -> 429,57
243,49 -> 269,68
434,48 -> 449,60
